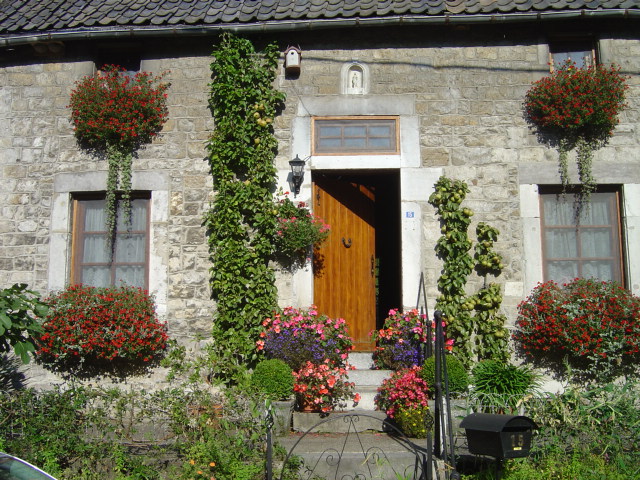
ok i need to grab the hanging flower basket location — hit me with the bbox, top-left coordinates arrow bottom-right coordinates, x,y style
523,60 -> 628,200
68,65 -> 170,248
273,192 -> 330,260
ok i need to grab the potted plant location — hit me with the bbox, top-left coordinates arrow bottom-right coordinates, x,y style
69,65 -> 170,249
257,306 -> 353,370
250,358 -> 295,434
370,309 -> 450,370
470,359 -> 541,415
524,60 -> 628,203
374,365 -> 431,437
273,192 -> 330,263
292,359 -> 360,413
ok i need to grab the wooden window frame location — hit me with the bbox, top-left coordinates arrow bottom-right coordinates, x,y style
539,187 -> 625,286
548,37 -> 597,71
312,116 -> 399,155
71,192 -> 151,289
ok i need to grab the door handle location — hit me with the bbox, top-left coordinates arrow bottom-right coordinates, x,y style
371,255 -> 375,277
342,237 -> 352,248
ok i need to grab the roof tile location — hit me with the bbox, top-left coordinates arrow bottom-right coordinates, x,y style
1,0 -> 640,36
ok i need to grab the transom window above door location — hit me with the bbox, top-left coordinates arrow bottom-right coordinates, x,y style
313,116 -> 399,155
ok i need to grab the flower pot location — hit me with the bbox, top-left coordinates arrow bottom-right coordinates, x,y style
297,397 -> 322,413
271,399 -> 295,435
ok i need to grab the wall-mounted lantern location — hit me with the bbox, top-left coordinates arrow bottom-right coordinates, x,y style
289,154 -> 307,197
284,46 -> 301,75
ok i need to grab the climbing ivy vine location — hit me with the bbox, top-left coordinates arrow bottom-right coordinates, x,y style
205,33 -> 285,382
428,176 -> 509,367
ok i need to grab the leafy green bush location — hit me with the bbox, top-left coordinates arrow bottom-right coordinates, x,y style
250,358 -> 294,400
421,354 -> 469,397
527,381 -> 640,460
471,360 -> 540,413
0,283 -> 48,363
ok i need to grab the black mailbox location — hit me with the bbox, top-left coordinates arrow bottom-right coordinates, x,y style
460,413 -> 537,459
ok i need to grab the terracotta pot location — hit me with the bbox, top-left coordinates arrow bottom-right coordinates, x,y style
297,397 -> 322,413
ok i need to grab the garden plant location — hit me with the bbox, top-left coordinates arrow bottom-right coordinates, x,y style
370,308 -> 430,370
524,60 -> 628,203
428,176 -> 509,367
514,278 -> 640,383
35,284 -> 168,372
0,283 -> 48,363
69,65 -> 169,246
205,33 -> 286,384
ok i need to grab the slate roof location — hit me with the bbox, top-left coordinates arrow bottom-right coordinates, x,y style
1,0 -> 640,44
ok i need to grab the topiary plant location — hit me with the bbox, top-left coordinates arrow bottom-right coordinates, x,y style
421,354 -> 469,398
471,359 -> 541,413
250,359 -> 294,401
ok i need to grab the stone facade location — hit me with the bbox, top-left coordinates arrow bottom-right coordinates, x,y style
1,22 -> 639,386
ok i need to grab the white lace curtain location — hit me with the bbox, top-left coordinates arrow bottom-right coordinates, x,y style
543,193 -> 617,284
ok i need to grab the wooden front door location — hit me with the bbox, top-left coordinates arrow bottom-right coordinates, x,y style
312,175 -> 376,351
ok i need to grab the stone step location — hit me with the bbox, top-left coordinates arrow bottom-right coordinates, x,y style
346,353 -> 392,411
276,415 -> 442,480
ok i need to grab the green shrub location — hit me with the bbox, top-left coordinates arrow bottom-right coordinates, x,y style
395,405 -> 431,438
421,354 -> 469,397
471,360 -> 540,413
250,358 -> 294,400
0,283 -> 48,363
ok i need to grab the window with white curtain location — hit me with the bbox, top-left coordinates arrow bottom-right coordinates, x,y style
72,194 -> 150,288
540,189 -> 624,285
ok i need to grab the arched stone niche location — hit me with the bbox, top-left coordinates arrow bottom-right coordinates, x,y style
341,62 -> 369,95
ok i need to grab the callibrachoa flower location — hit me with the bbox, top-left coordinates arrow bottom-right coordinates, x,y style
293,359 -> 360,413
36,284 -> 168,368
514,278 -> 640,382
375,366 -> 430,419
257,306 -> 353,370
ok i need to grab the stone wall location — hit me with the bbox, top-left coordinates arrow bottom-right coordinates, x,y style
1,24 -> 639,386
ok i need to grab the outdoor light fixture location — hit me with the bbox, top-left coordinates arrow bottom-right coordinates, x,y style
289,154 -> 307,197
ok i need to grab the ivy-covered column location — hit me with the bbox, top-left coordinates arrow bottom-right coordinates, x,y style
205,33 -> 285,381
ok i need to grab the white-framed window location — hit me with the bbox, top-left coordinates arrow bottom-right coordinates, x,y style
539,188 -> 624,285
71,194 -> 150,288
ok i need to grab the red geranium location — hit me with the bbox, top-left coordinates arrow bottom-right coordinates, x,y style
514,278 -> 640,382
69,65 -> 169,150
36,284 -> 168,368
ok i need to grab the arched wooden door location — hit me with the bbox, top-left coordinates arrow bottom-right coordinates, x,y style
312,174 -> 376,351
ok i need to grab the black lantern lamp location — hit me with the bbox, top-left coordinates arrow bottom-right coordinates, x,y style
289,154 -> 307,197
